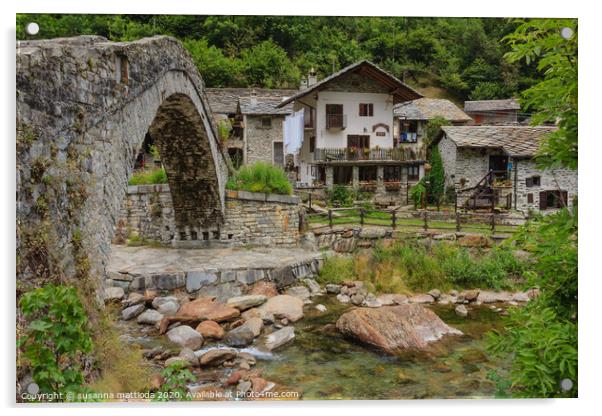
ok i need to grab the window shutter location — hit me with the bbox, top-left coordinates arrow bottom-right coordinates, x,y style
561,191 -> 568,207
539,191 -> 547,210
526,177 -> 533,187
527,193 -> 533,203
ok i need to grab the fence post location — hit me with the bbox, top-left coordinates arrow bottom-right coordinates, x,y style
456,212 -> 461,232
360,208 -> 365,226
328,209 -> 333,229
391,210 -> 396,229
308,192 -> 312,210
454,193 -> 458,213
491,213 -> 496,233
423,210 -> 428,231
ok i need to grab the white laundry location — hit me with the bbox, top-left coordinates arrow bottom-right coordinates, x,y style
283,109 -> 304,155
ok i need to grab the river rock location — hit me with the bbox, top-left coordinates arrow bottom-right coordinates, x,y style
156,300 -> 180,316
122,304 -> 145,320
126,292 -> 146,306
226,295 -> 267,311
460,289 -> 480,302
286,286 -> 311,303
178,347 -> 199,366
428,289 -> 441,300
257,295 -> 304,322
303,278 -> 322,295
224,325 -> 256,347
477,290 -> 513,303
262,326 -> 295,351
237,380 -> 252,394
164,356 -> 191,367
166,325 -> 203,350
408,294 -> 435,304
351,293 -> 365,306
152,296 -> 179,309
377,294 -> 408,305
335,304 -> 462,354
103,286 -> 124,303
137,309 -> 164,325
336,293 -> 351,304
199,348 -> 237,366
244,317 -> 264,337
315,304 -> 327,312
176,297 -> 240,322
249,281 -> 278,298
325,284 -> 341,294
455,304 -> 468,317
512,292 -> 530,302
362,293 -> 382,308
195,320 -> 225,340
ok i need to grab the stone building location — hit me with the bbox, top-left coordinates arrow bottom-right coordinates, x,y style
206,88 -> 297,167
276,60 -> 425,204
434,126 -> 577,213
393,97 -> 472,153
464,98 -> 521,125
235,93 -> 294,166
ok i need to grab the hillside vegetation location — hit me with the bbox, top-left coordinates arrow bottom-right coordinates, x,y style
17,15 -> 546,103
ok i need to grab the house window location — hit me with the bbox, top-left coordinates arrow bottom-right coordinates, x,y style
527,193 -> 534,203
359,166 -> 377,182
384,166 -> 402,182
333,166 -> 353,185
309,136 -> 316,153
304,107 -> 314,128
347,135 -> 370,150
273,142 -> 284,166
526,176 -> 541,187
326,104 -> 344,129
261,117 -> 272,128
400,120 -> 418,143
539,190 -> 568,210
359,103 -> 374,117
408,165 -> 420,181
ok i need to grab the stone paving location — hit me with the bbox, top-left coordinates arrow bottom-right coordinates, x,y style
106,245 -> 324,300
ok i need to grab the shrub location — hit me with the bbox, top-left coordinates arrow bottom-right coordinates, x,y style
409,179 -> 426,208
226,162 -> 292,195
128,167 -> 168,185
316,255 -> 355,285
18,285 -> 93,397
152,361 -> 195,402
327,185 -> 354,207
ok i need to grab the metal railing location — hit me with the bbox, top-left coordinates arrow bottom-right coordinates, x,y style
325,114 -> 347,129
314,147 -> 425,162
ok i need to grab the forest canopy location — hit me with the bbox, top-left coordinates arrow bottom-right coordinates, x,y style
17,15 -> 551,103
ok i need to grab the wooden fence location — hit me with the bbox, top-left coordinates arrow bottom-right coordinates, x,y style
306,207 -> 521,234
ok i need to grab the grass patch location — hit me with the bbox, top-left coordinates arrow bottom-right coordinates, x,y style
126,235 -> 163,248
88,304 -> 154,395
317,241 -> 527,294
226,162 -> 292,195
128,168 -> 168,186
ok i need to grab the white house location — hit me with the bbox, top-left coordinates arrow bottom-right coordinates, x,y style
277,60 -> 426,203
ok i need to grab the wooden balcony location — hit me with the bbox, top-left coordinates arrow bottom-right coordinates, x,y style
314,147 -> 425,164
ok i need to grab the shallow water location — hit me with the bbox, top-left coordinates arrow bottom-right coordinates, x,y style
119,296 -> 511,400
259,296 -> 509,400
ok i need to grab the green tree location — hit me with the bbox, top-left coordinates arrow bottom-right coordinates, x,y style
240,40 -> 300,88
427,146 -> 445,209
504,18 -> 578,169
487,18 -> 578,398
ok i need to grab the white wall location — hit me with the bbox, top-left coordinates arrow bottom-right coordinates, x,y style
315,91 -> 394,149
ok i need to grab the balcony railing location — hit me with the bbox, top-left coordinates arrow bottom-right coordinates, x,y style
314,147 -> 425,162
325,114 -> 347,129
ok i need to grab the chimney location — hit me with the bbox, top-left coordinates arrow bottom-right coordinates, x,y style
308,68 -> 317,87
300,78 -> 308,90
250,89 -> 257,105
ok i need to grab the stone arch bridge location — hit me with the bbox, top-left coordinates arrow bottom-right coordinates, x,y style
16,36 -> 230,284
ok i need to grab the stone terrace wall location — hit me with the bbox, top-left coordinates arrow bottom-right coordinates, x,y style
115,186 -> 300,247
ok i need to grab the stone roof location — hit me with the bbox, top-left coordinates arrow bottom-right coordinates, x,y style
394,98 -> 472,122
439,126 -> 557,157
206,88 -> 298,114
238,96 -> 294,115
277,60 -> 422,107
464,98 -> 521,112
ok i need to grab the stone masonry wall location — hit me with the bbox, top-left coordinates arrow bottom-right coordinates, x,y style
245,114 -> 285,165
513,158 -> 578,213
116,186 -> 300,247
